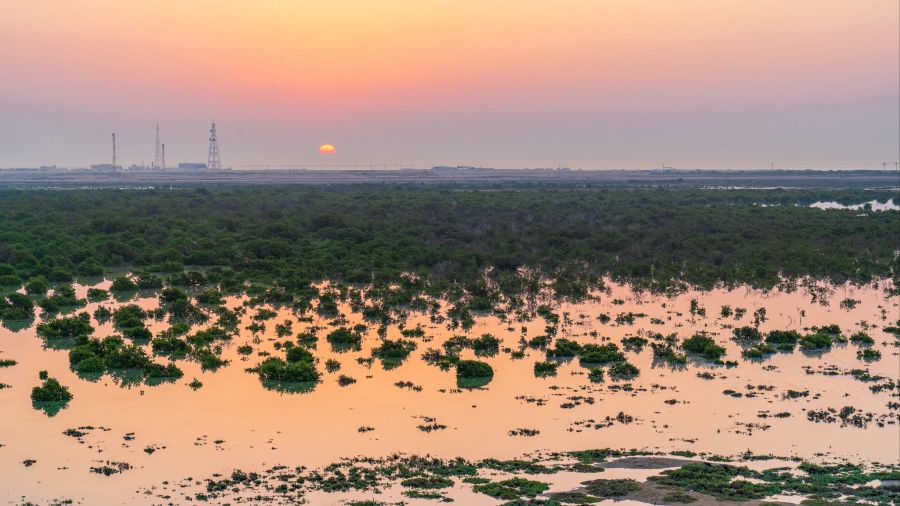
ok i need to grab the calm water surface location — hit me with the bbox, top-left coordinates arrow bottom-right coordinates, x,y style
0,280 -> 897,504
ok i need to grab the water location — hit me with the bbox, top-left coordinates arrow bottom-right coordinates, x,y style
0,280 -> 897,504
809,199 -> 899,211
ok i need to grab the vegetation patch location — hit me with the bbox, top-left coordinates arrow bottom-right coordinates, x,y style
473,478 -> 550,500
31,375 -> 73,416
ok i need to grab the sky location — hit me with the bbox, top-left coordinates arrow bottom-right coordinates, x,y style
0,0 -> 898,169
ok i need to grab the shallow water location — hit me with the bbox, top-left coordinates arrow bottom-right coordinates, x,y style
0,280 -> 897,504
809,199 -> 899,211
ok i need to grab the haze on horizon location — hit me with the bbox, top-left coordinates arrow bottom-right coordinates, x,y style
0,0 -> 898,169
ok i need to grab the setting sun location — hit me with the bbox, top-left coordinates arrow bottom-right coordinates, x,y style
318,144 -> 336,155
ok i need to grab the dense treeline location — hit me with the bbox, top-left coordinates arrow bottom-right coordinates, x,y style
0,186 -> 896,297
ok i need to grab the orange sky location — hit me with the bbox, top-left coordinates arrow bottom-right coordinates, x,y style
0,0 -> 897,168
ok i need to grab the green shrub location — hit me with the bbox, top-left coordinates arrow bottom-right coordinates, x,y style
31,377 -> 73,403
25,277 -> 49,295
609,361 -> 640,380
533,361 -> 558,377
471,334 -> 500,356
732,326 -> 762,342
37,315 -> 93,340
286,346 -> 315,363
474,478 -> 549,499
0,292 -> 35,320
766,330 -> 800,346
579,343 -> 625,364
372,339 -> 416,361
546,338 -> 581,357
682,333 -> 726,360
73,355 -> 105,373
326,327 -> 362,348
110,276 -> 138,292
257,357 -> 320,383
849,331 -> 874,346
799,331 -> 833,351
456,360 -> 493,378
144,362 -> 184,379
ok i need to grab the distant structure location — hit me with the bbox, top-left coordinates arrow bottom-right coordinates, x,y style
161,143 -> 166,170
91,163 -> 119,171
431,166 -> 495,172
112,133 -> 116,171
207,121 -> 221,170
178,162 -> 208,170
153,124 -> 163,170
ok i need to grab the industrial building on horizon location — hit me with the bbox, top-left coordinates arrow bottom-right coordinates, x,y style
87,121 -> 224,172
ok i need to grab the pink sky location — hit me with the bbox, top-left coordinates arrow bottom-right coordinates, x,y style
1,0 -> 897,168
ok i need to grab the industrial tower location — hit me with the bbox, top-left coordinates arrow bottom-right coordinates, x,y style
153,124 -> 163,169
207,121 -> 221,170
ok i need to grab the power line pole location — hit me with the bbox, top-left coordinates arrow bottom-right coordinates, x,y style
208,121 -> 221,170
153,124 -> 162,169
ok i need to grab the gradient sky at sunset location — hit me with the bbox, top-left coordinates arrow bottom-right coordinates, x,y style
1,1 -> 897,168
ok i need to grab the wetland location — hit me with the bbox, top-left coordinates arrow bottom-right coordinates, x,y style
0,185 -> 897,505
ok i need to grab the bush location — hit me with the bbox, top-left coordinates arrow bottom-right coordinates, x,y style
546,338 -> 581,357
799,331 -> 833,351
326,327 -> 362,347
766,330 -> 800,346
650,341 -> 687,365
471,334 -> 500,356
682,333 -> 726,360
144,362 -> 184,379
372,339 -> 416,361
257,357 -> 320,383
401,476 -> 454,489
25,277 -> 49,295
741,343 -> 775,359
104,343 -> 152,369
31,377 -> 73,403
187,326 -> 231,346
857,349 -> 881,361
732,326 -> 761,342
285,346 -> 314,363
456,360 -> 493,378
0,275 -> 20,286
193,349 -> 228,371
849,331 -> 874,346
37,315 -> 93,340
0,293 -> 35,320
73,355 -> 105,373
609,361 -> 640,380
110,276 -> 138,292
87,288 -> 109,301
151,336 -> 191,357
474,478 -> 549,499
579,343 -> 625,364
533,361 -> 558,377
